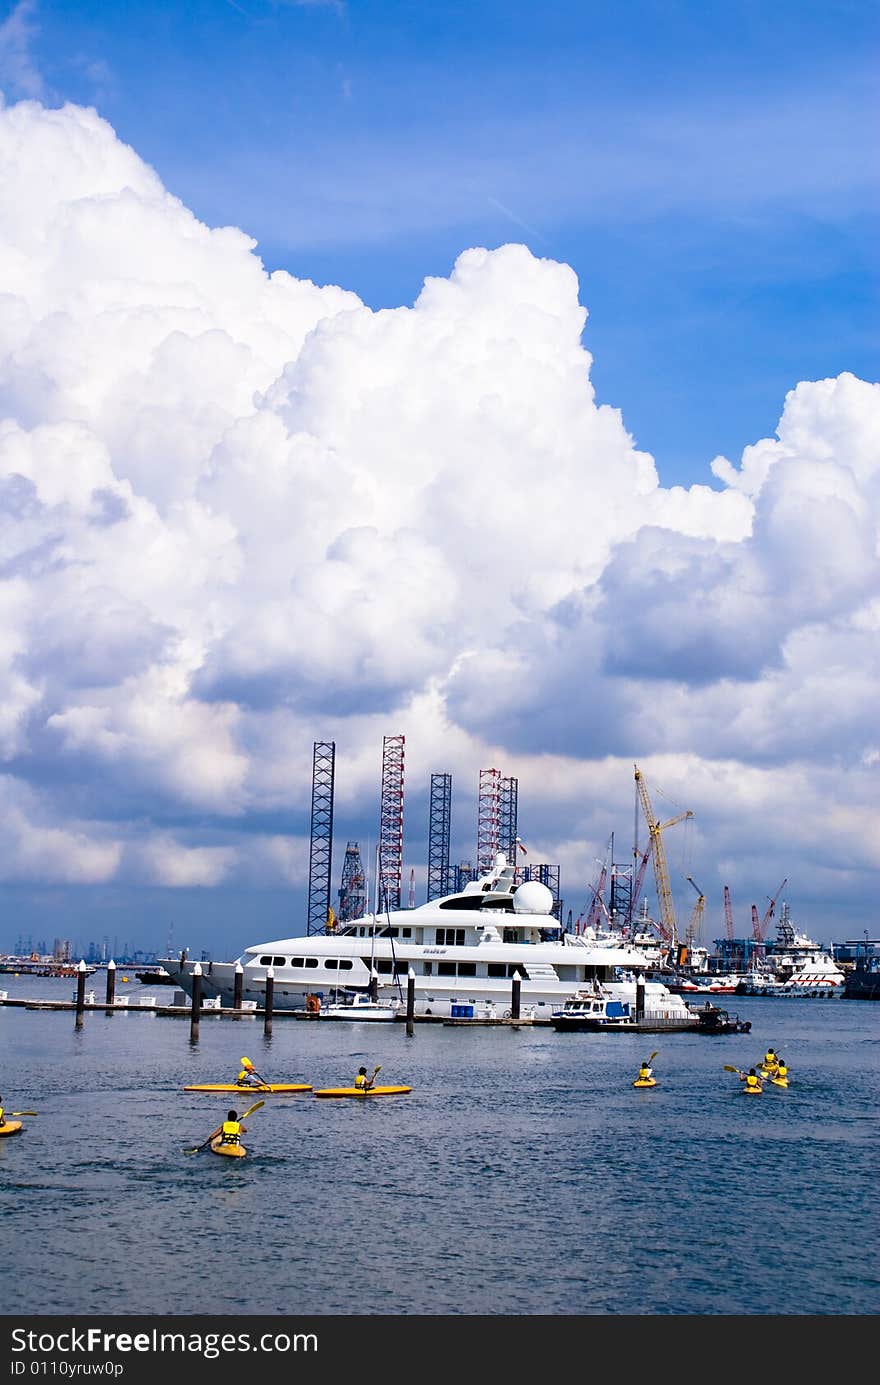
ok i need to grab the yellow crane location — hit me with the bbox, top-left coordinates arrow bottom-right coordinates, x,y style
633,764 -> 694,947
684,876 -> 706,952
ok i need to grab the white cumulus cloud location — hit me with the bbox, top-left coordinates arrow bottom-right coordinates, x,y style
0,96 -> 877,943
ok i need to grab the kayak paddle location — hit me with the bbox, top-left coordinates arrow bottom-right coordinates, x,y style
365,1064 -> 381,1090
11,1110 -> 37,1116
184,1098 -> 265,1154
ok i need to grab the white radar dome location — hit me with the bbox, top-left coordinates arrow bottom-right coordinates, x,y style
512,880 -> 554,915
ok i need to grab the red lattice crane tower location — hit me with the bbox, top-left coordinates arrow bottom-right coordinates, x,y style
477,768 -> 502,875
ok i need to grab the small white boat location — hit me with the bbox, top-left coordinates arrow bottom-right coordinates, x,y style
320,991 -> 401,1022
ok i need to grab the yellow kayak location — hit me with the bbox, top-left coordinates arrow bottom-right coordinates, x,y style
313,1086 -> 412,1099
0,1121 -> 22,1136
184,1084 -> 312,1094
743,1085 -> 763,1094
632,1078 -> 657,1088
770,1076 -> 789,1088
210,1137 -> 247,1158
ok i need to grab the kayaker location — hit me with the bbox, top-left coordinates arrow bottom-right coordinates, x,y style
210,1109 -> 246,1148
636,1060 -> 654,1084
354,1066 -> 373,1091
762,1048 -> 778,1072
742,1068 -> 762,1092
775,1057 -> 788,1081
235,1057 -> 262,1087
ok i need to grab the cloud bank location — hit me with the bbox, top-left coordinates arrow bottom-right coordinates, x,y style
0,98 -> 877,943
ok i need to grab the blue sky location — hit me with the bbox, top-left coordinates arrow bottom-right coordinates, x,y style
10,0 -> 878,482
0,0 -> 878,959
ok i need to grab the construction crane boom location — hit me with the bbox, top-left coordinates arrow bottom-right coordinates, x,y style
751,904 -> 762,943
752,878 -> 787,944
722,885 -> 735,942
626,847 -> 652,929
685,876 -> 705,949
634,764 -> 694,946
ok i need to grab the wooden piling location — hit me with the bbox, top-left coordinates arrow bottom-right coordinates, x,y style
105,958 -> 116,1007
635,973 -> 645,1021
368,968 -> 379,1002
406,967 -> 415,1036
264,966 -> 274,1034
75,960 -> 87,1012
232,962 -> 243,1011
190,962 -> 202,1040
510,970 -> 522,1021
75,959 -> 87,1027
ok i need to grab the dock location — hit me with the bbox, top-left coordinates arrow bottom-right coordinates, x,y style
0,996 -> 546,1024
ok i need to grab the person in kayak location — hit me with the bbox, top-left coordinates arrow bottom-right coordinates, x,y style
354,1066 -> 374,1091
762,1048 -> 778,1073
774,1057 -> 788,1081
742,1068 -> 762,1092
235,1058 -> 262,1087
636,1060 -> 654,1084
210,1110 -> 246,1148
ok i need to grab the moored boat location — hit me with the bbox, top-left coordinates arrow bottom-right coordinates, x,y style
160,852 -> 695,1024
842,954 -> 880,1000
319,991 -> 400,1021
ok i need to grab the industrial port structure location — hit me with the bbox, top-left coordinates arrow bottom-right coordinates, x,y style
304,736 -> 562,935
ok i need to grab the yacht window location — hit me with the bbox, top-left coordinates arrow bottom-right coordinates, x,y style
457,962 -> 477,977
488,964 -> 506,978
291,957 -> 304,968
438,962 -> 457,976
424,962 -> 432,976
402,928 -> 411,938
325,959 -> 338,969
274,957 -> 286,966
377,959 -> 394,974
435,928 -> 466,946
386,928 -> 399,938
305,958 -> 319,968
259,956 -> 273,965
338,959 -> 353,970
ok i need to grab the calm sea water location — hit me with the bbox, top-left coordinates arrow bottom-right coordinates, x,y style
1,973 -> 877,1317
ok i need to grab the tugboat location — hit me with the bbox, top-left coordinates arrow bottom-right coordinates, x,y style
551,987 -> 751,1034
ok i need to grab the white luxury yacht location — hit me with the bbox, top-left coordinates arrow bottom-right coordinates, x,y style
160,852 -> 693,1022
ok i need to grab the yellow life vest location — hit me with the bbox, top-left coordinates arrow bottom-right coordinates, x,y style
745,1074 -> 760,1089
776,1065 -> 788,1079
221,1120 -> 241,1143
638,1068 -> 651,1081
354,1073 -> 367,1089
763,1053 -> 776,1067
0,1106 -> 4,1125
